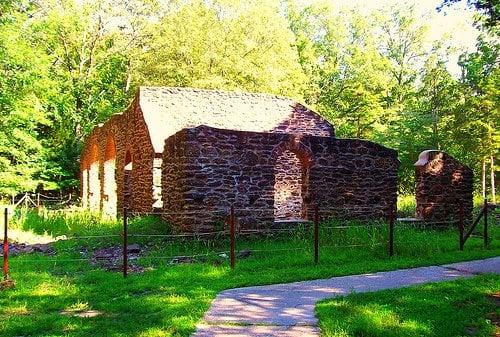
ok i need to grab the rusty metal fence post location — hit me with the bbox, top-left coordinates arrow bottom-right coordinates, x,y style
484,199 -> 488,247
3,208 -> 8,280
458,204 -> 464,251
123,207 -> 128,278
314,204 -> 319,265
229,205 -> 235,270
388,205 -> 394,257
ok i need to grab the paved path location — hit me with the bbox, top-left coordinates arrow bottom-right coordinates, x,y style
193,257 -> 500,337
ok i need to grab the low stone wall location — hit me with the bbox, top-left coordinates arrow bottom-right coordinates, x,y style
162,126 -> 399,232
415,150 -> 473,224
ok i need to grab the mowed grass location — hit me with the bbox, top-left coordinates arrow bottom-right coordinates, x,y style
316,274 -> 500,337
0,209 -> 498,337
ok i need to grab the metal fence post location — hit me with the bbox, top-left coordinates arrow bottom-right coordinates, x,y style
123,207 -> 128,278
459,204 -> 464,251
229,205 -> 235,270
3,208 -> 8,281
484,199 -> 488,247
314,204 -> 319,265
388,205 -> 394,257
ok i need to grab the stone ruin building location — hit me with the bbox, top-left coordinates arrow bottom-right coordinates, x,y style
80,87 -> 399,231
414,150 -> 473,224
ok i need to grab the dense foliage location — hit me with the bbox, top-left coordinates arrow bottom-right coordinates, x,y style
0,0 -> 498,195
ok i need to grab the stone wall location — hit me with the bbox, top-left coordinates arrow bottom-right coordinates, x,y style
414,150 -> 473,224
80,87 -> 336,217
274,150 -> 304,220
80,98 -> 155,215
162,126 -> 399,232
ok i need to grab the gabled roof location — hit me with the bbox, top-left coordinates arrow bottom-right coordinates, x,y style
137,87 -> 333,153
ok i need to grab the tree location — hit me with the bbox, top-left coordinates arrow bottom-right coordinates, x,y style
284,3 -> 396,138
137,0 -> 306,98
377,5 -> 429,111
439,0 -> 499,31
419,56 -> 461,150
0,3 -> 55,193
454,36 -> 499,201
20,0 -> 160,190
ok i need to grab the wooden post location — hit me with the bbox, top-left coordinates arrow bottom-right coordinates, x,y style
490,156 -> 496,204
229,205 -> 235,270
388,205 -> 394,257
314,204 -> 319,265
3,208 -> 8,281
484,199 -> 488,247
482,159 -> 486,199
459,204 -> 464,251
123,207 -> 128,278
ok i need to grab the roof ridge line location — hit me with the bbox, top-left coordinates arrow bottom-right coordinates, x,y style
138,86 -> 297,102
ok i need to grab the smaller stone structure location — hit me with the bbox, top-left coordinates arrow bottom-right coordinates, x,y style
414,150 -> 473,224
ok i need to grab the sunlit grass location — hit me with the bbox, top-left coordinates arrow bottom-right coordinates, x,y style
397,195 -> 416,218
396,194 -> 493,219
316,275 -> 500,337
0,209 -> 498,336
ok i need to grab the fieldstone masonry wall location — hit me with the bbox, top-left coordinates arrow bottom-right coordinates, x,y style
415,150 -> 473,224
82,87 -> 402,229
274,150 -> 304,220
80,99 -> 155,216
81,87 -> 334,217
162,126 -> 399,232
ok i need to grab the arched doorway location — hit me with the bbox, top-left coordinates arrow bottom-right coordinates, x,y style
274,147 -> 310,221
103,136 -> 117,217
88,143 -> 101,212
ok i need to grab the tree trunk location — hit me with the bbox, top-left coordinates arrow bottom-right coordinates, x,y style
491,156 -> 496,204
482,159 -> 486,199
75,95 -> 83,138
125,59 -> 132,93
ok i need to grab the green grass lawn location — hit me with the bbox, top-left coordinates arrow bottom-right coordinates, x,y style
316,274 -> 500,337
0,210 -> 498,337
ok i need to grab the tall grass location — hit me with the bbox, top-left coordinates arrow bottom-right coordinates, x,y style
397,195 -> 416,217
5,208 -> 174,239
4,205 -> 497,267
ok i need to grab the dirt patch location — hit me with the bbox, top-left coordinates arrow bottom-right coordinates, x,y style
488,292 -> 500,307
60,309 -> 103,318
1,242 -> 54,256
0,279 -> 15,290
83,245 -> 145,273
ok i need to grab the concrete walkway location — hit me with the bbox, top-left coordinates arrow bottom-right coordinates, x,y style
193,257 -> 500,337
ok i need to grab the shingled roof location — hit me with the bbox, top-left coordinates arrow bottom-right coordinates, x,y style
137,87 -> 334,153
